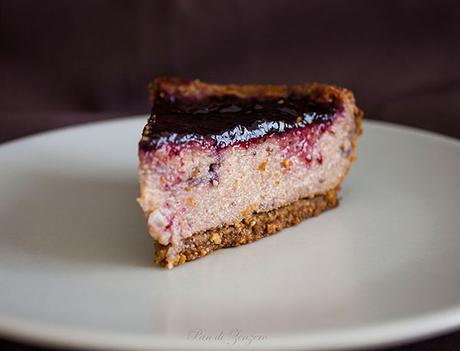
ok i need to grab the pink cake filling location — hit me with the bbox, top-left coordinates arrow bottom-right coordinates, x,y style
138,107 -> 356,251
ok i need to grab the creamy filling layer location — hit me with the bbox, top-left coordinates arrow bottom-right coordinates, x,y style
138,109 -> 356,252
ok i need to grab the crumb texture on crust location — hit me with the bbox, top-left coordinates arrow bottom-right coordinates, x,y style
154,188 -> 338,269
148,77 -> 357,107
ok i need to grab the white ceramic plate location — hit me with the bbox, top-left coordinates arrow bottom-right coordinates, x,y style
0,118 -> 460,351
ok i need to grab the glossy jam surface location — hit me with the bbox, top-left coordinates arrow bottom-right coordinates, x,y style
140,91 -> 339,151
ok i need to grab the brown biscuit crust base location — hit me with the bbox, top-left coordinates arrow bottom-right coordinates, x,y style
154,188 -> 339,268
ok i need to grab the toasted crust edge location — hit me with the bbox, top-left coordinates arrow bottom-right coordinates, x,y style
154,188 -> 339,268
148,77 -> 358,108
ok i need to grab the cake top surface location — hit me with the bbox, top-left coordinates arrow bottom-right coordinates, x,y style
140,78 -> 350,151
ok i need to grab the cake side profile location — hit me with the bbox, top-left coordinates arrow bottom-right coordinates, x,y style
138,77 -> 362,268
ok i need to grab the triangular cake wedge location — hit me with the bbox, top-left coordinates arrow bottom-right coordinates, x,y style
138,78 -> 363,268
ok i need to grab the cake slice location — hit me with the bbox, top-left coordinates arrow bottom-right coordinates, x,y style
138,77 -> 362,268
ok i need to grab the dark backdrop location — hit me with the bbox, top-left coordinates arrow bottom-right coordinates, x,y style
1,0 -> 460,143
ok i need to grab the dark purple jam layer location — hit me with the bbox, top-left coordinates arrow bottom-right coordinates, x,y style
140,92 -> 340,151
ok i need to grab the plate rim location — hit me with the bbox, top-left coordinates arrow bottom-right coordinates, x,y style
0,117 -> 460,350
1,306 -> 460,350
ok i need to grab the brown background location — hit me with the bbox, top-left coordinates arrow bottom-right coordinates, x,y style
2,0 -> 460,141
1,0 -> 460,350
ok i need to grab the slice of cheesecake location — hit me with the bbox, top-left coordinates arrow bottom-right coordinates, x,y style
138,77 -> 362,268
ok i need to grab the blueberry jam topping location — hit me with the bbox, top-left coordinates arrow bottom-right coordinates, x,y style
140,92 -> 339,150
